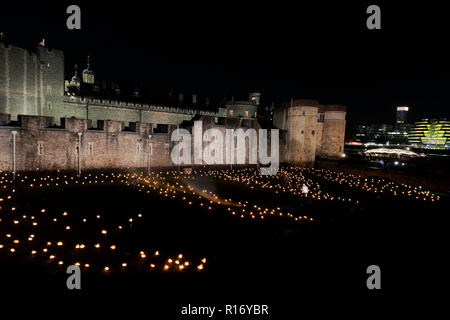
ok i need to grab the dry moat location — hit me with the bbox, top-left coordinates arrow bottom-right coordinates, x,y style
0,166 -> 446,311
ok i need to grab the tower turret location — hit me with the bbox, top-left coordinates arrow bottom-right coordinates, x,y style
82,55 -> 95,84
71,64 -> 81,85
67,64 -> 81,93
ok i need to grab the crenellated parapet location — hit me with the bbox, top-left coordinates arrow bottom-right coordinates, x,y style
63,94 -> 225,117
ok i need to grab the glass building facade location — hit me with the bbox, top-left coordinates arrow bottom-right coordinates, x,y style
408,119 -> 450,149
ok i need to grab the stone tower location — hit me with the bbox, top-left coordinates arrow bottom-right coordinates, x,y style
274,100 -> 347,165
35,45 -> 65,123
0,41 -> 64,122
316,105 -> 346,158
274,99 -> 319,166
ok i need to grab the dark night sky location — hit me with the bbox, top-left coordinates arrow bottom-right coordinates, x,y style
1,1 -> 449,126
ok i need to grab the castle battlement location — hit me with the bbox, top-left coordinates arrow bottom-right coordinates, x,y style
63,95 -> 226,122
0,113 -> 165,134
0,112 -> 276,172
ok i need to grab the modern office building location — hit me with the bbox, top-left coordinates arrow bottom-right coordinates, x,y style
408,119 -> 450,149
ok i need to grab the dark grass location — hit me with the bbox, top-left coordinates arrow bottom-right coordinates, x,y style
0,171 -> 447,317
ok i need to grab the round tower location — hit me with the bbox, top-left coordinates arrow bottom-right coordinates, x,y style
284,100 -> 319,166
317,105 -> 346,158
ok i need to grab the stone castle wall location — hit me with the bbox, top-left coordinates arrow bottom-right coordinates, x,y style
0,42 -> 228,127
1,42 -> 347,171
61,96 -> 211,128
316,106 -> 347,157
0,115 -> 174,171
0,114 -> 284,172
285,105 -> 318,165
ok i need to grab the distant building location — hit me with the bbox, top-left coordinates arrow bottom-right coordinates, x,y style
353,123 -> 410,145
350,105 -> 411,145
408,119 -> 450,149
396,106 -> 409,126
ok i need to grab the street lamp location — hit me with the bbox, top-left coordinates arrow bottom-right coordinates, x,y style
177,125 -> 180,173
11,131 -> 17,179
229,133 -> 233,171
77,132 -> 83,175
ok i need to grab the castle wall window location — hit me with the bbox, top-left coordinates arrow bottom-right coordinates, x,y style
157,124 -> 169,133
88,142 -> 94,155
312,130 -> 315,136
301,130 -> 304,134
37,141 -> 44,156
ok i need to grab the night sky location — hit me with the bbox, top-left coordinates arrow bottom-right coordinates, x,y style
1,1 -> 449,126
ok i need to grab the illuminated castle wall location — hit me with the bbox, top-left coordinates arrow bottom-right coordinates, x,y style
0,41 -> 347,171
274,100 -> 346,165
0,114 -> 274,171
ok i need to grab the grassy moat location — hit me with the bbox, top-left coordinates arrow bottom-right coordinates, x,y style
0,166 -> 446,314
